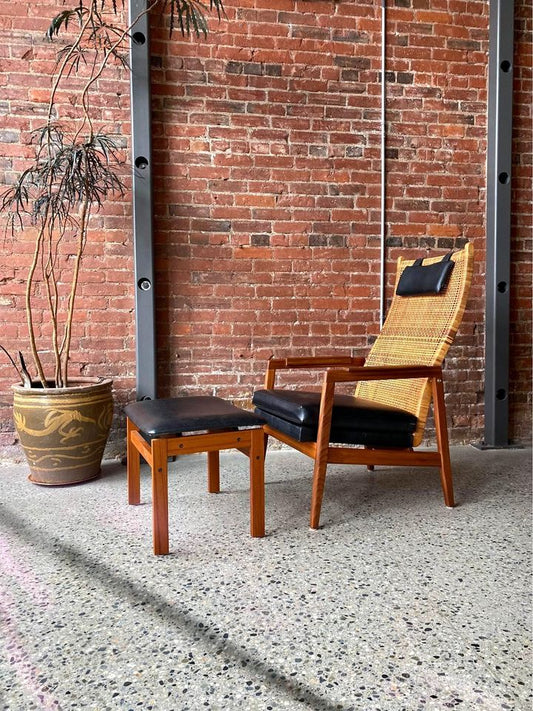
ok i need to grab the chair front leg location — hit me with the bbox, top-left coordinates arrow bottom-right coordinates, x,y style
310,377 -> 335,530
431,374 -> 454,508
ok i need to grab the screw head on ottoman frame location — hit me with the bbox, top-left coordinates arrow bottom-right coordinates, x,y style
124,396 -> 266,554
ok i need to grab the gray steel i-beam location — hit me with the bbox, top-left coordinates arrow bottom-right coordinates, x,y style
482,0 -> 514,447
129,0 -> 157,400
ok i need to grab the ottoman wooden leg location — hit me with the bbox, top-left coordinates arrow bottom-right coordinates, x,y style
151,438 -> 169,555
127,418 -> 141,506
207,450 -> 220,493
249,428 -> 265,538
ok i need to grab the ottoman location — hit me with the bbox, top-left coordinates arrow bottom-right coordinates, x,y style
124,396 -> 266,554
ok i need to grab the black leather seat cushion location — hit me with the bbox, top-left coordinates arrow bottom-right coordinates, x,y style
252,389 -> 417,448
125,396 -> 264,437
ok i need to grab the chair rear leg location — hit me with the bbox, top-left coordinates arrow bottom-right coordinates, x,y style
432,376 -> 454,508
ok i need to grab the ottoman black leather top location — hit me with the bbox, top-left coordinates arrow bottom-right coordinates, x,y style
124,396 -> 265,438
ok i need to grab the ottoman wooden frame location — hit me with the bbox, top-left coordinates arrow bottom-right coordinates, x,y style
125,396 -> 266,555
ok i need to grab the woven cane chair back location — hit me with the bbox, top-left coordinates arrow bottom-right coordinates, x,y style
355,242 -> 474,446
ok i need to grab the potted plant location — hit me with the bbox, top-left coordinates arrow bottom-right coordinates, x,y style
1,0 -> 224,484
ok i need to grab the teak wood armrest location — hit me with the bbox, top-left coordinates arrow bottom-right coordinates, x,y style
322,364 -> 443,385
265,354 -> 366,388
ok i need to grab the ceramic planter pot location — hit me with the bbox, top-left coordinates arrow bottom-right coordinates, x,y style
12,377 -> 113,486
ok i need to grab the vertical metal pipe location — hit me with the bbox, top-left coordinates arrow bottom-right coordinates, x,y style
129,0 -> 157,400
483,0 -> 514,446
379,0 -> 387,326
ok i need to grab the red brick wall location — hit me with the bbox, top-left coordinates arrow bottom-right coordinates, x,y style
0,0 -> 531,460
150,0 -> 493,444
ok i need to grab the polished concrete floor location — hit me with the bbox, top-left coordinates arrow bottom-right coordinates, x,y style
0,446 -> 531,711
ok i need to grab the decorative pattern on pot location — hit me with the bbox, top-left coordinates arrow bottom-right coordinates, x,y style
12,378 -> 113,486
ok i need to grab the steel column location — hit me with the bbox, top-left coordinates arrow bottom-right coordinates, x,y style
379,0 -> 387,327
483,0 -> 514,446
129,0 -> 157,400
